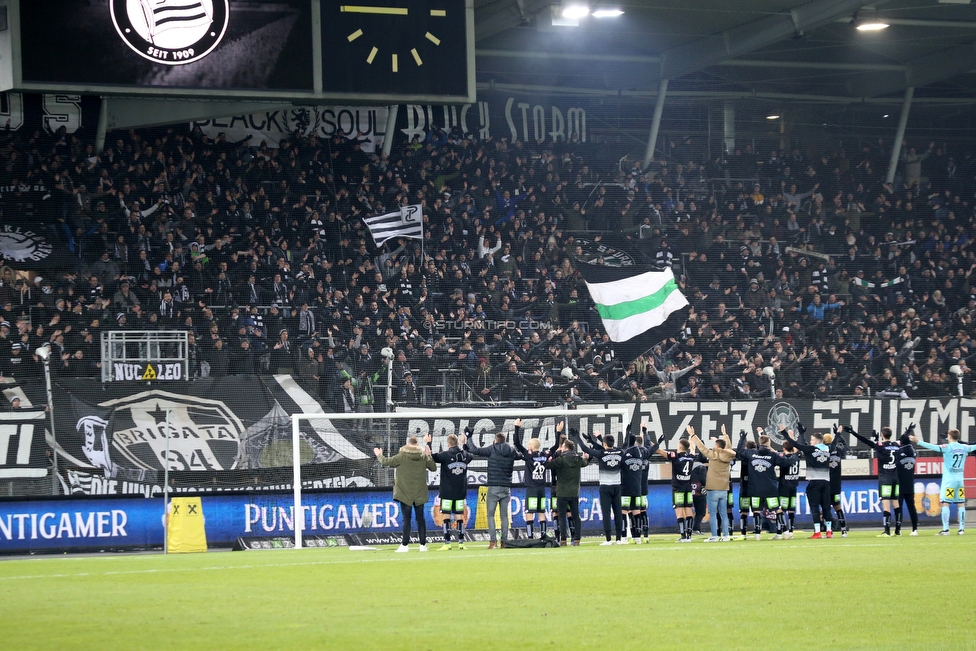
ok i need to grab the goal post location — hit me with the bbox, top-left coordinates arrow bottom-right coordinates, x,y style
290,405 -> 632,549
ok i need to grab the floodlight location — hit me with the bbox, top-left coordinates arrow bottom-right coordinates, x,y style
562,5 -> 590,19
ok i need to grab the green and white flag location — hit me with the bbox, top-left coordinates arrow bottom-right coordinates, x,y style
581,267 -> 689,342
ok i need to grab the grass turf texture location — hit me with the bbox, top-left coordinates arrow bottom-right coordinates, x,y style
1,529 -> 973,650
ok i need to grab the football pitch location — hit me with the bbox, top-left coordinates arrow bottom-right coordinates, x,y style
1,529 -> 973,651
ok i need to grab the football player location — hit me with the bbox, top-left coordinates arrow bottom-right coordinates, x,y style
431,433 -> 473,550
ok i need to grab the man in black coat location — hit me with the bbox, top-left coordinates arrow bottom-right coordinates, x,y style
464,428 -> 518,549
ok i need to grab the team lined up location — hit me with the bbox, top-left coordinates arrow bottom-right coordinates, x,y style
671,421 -> 974,541
377,417 -> 976,551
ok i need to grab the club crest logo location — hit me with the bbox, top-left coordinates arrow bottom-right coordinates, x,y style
95,391 -> 246,472
574,238 -> 637,267
0,226 -> 53,262
110,0 -> 230,66
402,205 -> 420,222
766,402 -> 800,445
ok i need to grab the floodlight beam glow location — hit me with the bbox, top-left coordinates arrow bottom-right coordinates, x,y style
562,5 -> 590,19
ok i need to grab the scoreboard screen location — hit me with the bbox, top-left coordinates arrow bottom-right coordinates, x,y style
19,0 -> 314,92
321,0 -> 473,102
6,0 -> 475,103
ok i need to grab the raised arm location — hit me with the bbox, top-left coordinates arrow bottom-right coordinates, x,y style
573,428 -> 600,458
375,450 -> 400,467
687,425 -> 706,455
644,426 -> 661,456
832,426 -> 849,454
655,433 -> 670,459
512,419 -> 527,455
463,428 -> 492,458
910,435 -> 941,453
736,428 -> 748,457
846,426 -> 880,451
783,427 -> 814,455
538,421 -> 565,456
584,428 -> 603,448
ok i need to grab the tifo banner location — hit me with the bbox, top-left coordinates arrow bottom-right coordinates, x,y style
401,397 -> 976,449
0,411 -> 49,479
192,106 -> 391,152
0,479 -> 947,553
11,393 -> 974,497
397,94 -> 588,144
37,376 -> 372,496
0,220 -> 83,269
0,93 -> 101,139
397,398 -> 976,484
628,397 -> 976,449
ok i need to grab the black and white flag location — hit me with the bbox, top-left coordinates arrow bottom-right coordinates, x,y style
363,204 -> 423,246
138,0 -> 215,42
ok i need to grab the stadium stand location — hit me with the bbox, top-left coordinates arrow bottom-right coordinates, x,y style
0,121 -> 974,413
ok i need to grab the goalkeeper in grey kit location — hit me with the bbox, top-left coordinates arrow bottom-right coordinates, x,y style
574,427 -> 626,545
431,432 -> 474,550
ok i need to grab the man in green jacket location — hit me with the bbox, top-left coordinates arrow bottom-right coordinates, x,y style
375,435 -> 436,552
546,439 -> 590,547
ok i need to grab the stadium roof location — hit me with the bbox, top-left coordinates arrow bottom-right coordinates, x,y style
473,0 -> 976,102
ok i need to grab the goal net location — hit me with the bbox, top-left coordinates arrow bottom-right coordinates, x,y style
289,406 -> 632,548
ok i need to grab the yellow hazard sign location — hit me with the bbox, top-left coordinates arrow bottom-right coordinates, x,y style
166,497 -> 208,554
141,364 -> 157,380
474,486 -> 510,530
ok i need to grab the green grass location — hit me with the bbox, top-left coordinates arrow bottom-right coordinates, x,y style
1,529 -> 974,651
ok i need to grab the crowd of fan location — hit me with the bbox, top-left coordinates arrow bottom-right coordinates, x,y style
0,121 -> 974,410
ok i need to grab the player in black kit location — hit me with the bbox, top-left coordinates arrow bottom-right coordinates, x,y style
657,437 -> 696,542
576,428 -> 626,545
848,425 -> 901,536
740,428 -> 791,540
431,432 -> 474,550
778,440 -> 801,539
783,424 -> 834,538
824,425 -> 849,537
622,425 -> 659,543
737,438 -> 757,540
895,424 -> 919,535
513,418 -> 562,539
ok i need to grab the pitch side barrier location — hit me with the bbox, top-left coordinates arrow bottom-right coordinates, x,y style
0,478 -> 950,554
12,389 -> 975,500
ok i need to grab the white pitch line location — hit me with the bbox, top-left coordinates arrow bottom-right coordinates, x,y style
0,551 -> 536,581
0,539 -> 959,581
